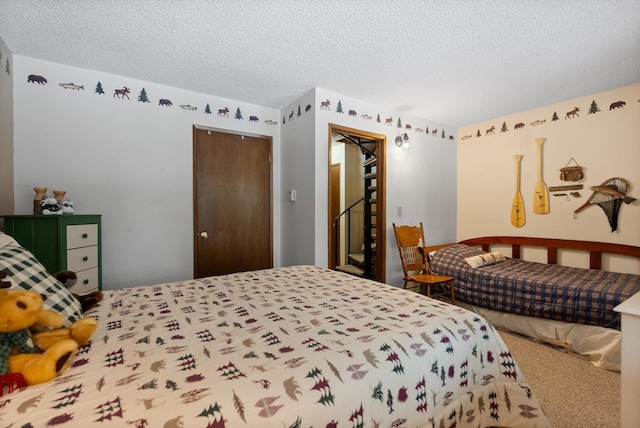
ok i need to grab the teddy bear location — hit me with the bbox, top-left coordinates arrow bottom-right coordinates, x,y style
61,199 -> 75,214
0,276 -> 98,385
29,308 -> 98,352
0,270 -> 9,289
52,270 -> 104,312
40,197 -> 62,215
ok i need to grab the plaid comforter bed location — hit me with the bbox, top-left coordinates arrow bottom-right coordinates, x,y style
430,244 -> 640,330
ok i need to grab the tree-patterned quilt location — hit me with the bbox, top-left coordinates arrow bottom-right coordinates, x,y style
0,265 -> 551,427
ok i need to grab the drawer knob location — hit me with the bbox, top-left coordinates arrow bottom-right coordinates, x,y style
83,256 -> 89,262
83,279 -> 89,285
82,233 -> 88,239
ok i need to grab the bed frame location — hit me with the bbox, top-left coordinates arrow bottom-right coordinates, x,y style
456,236 -> 640,270
424,236 -> 640,371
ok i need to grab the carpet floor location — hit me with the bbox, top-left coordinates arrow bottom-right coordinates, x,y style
499,329 -> 620,428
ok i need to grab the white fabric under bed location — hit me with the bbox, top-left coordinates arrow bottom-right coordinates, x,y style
457,301 -> 621,371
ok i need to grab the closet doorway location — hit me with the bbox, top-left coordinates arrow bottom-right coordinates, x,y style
193,126 -> 273,277
329,124 -> 386,282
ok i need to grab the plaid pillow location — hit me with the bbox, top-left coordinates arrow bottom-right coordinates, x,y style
0,242 -> 83,326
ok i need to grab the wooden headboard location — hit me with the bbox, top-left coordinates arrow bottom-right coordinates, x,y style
457,236 -> 640,270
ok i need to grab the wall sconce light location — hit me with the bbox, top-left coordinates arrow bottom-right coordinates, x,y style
395,133 -> 410,149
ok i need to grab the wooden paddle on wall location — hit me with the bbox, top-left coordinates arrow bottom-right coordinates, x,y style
511,155 -> 525,227
533,137 -> 549,214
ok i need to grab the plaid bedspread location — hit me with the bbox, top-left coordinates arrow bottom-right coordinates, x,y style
430,244 -> 640,330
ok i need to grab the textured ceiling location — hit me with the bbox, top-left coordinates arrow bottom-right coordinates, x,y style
1,0 -> 639,127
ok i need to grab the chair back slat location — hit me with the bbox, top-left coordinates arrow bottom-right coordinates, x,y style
393,222 -> 428,277
400,246 -> 425,271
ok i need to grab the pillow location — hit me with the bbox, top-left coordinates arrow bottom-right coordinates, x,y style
0,241 -> 83,326
464,251 -> 507,268
0,231 -> 18,249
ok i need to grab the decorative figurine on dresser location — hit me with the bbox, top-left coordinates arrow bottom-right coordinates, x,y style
2,215 -> 102,294
33,188 -> 75,216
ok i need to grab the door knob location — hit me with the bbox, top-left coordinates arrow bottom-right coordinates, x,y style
199,231 -> 209,239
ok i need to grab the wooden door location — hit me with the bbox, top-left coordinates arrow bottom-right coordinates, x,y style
193,127 -> 272,277
328,124 -> 386,282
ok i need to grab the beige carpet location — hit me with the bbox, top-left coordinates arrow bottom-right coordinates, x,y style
499,329 -> 620,428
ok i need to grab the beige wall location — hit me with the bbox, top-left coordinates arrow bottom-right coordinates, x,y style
457,83 -> 640,269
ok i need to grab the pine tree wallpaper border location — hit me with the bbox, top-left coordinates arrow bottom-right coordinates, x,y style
459,99 -> 631,142
19,71 -> 280,126
309,98 -> 456,141
8,62 -> 635,137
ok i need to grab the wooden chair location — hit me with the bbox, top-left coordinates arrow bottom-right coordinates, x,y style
392,222 -> 455,303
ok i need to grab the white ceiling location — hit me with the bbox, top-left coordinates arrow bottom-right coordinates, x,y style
1,0 -> 639,127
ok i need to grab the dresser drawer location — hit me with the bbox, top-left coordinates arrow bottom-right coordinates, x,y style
67,246 -> 98,272
69,267 -> 99,295
66,224 -> 98,249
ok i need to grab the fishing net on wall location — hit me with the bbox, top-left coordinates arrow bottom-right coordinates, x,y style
576,177 -> 632,232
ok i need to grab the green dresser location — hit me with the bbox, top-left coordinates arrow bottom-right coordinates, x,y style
3,214 -> 102,293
